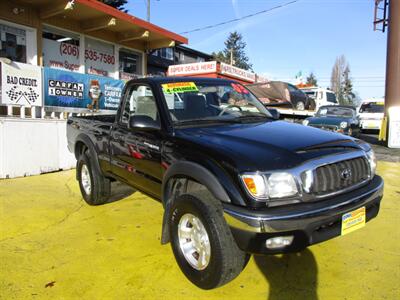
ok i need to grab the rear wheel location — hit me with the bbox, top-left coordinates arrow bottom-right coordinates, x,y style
77,150 -> 111,205
169,193 -> 249,289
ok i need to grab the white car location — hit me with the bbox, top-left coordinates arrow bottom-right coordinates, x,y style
301,87 -> 338,110
358,100 -> 384,131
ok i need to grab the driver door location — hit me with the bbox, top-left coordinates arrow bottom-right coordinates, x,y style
110,84 -> 163,198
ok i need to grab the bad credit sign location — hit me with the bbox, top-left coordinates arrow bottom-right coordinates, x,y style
168,61 -> 217,76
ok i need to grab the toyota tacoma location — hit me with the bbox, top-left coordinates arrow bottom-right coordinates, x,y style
67,77 -> 383,289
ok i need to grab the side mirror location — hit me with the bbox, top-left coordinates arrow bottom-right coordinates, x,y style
129,115 -> 160,131
268,108 -> 280,120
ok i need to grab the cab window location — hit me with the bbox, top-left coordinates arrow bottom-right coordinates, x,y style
121,85 -> 159,125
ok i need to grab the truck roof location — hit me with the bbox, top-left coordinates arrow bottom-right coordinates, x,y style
137,76 -> 237,85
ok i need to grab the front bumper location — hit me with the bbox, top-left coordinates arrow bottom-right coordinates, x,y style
223,175 -> 384,254
360,120 -> 381,130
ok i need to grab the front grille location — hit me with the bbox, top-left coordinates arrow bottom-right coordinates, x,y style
312,157 -> 370,195
310,124 -> 338,132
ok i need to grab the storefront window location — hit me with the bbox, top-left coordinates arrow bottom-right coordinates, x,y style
42,27 -> 80,72
0,24 -> 26,63
119,49 -> 142,80
85,38 -> 115,77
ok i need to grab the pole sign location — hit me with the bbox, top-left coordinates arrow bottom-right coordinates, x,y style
44,67 -> 124,110
0,61 -> 42,107
220,62 -> 256,83
168,61 -> 217,76
388,106 -> 400,148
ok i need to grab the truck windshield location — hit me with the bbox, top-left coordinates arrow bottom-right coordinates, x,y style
160,80 -> 272,125
359,103 -> 384,113
317,107 -> 354,117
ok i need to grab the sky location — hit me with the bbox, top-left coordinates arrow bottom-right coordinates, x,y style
126,0 -> 387,99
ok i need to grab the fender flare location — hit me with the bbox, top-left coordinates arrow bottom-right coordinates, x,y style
74,133 -> 104,179
162,161 -> 231,205
160,161 -> 231,244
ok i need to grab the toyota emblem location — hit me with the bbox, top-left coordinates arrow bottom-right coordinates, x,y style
340,168 -> 352,180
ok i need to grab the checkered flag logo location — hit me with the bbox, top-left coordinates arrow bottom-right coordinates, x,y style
5,86 -> 39,105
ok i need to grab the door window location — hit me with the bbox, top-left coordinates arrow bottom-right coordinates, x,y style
121,85 -> 159,125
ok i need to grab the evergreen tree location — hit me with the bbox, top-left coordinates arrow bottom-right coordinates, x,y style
306,72 -> 318,86
212,31 -> 252,70
99,0 -> 128,12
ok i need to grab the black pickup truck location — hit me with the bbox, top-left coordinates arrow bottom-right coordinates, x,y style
67,77 -> 383,289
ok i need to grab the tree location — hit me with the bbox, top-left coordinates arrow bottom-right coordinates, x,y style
342,65 -> 355,105
330,55 -> 356,105
306,72 -> 318,86
212,31 -> 253,70
98,0 -> 127,11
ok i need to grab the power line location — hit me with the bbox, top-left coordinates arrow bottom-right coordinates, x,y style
179,0 -> 299,34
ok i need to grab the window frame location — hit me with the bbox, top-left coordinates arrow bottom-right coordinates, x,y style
119,83 -> 160,128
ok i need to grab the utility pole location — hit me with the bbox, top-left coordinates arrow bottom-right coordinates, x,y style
147,0 -> 150,22
383,0 -> 400,147
384,0 -> 400,117
374,0 -> 400,147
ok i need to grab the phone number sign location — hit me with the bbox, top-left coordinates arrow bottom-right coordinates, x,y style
85,38 -> 115,77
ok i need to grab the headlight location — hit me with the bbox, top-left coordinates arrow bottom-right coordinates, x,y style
267,172 -> 298,198
302,120 -> 309,126
366,149 -> 377,177
241,172 -> 298,200
340,121 -> 348,129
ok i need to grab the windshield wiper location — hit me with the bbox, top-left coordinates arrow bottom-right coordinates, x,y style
232,114 -> 270,122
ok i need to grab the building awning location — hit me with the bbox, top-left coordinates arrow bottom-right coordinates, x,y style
19,0 -> 188,50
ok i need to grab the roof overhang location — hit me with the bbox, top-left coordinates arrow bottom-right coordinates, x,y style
19,0 -> 188,50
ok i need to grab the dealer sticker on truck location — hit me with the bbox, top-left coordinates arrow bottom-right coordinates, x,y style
341,207 -> 366,235
162,82 -> 198,94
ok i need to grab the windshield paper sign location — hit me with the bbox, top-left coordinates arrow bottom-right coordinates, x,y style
44,67 -> 124,110
162,82 -> 198,94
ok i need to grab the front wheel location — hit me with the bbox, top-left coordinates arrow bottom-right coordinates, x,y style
169,193 -> 249,289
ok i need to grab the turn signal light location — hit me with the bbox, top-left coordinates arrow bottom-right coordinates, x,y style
243,177 -> 257,194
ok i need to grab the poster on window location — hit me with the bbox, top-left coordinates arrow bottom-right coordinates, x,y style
44,67 -> 124,110
85,38 -> 115,77
43,38 -> 80,72
0,61 -> 42,106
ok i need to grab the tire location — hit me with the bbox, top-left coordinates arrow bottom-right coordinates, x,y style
76,150 -> 111,205
308,99 -> 316,111
169,193 -> 249,289
295,101 -> 305,111
348,128 -> 353,137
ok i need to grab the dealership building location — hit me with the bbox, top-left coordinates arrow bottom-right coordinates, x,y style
0,0 -> 187,115
0,0 -> 187,178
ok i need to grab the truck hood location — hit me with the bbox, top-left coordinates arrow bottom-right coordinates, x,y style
175,120 -> 364,172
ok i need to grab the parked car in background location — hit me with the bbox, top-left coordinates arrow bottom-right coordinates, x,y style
303,105 -> 360,137
358,99 -> 385,132
300,87 -> 338,110
247,81 -> 312,111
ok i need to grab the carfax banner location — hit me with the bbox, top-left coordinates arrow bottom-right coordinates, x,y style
44,67 -> 125,110
0,61 -> 42,107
